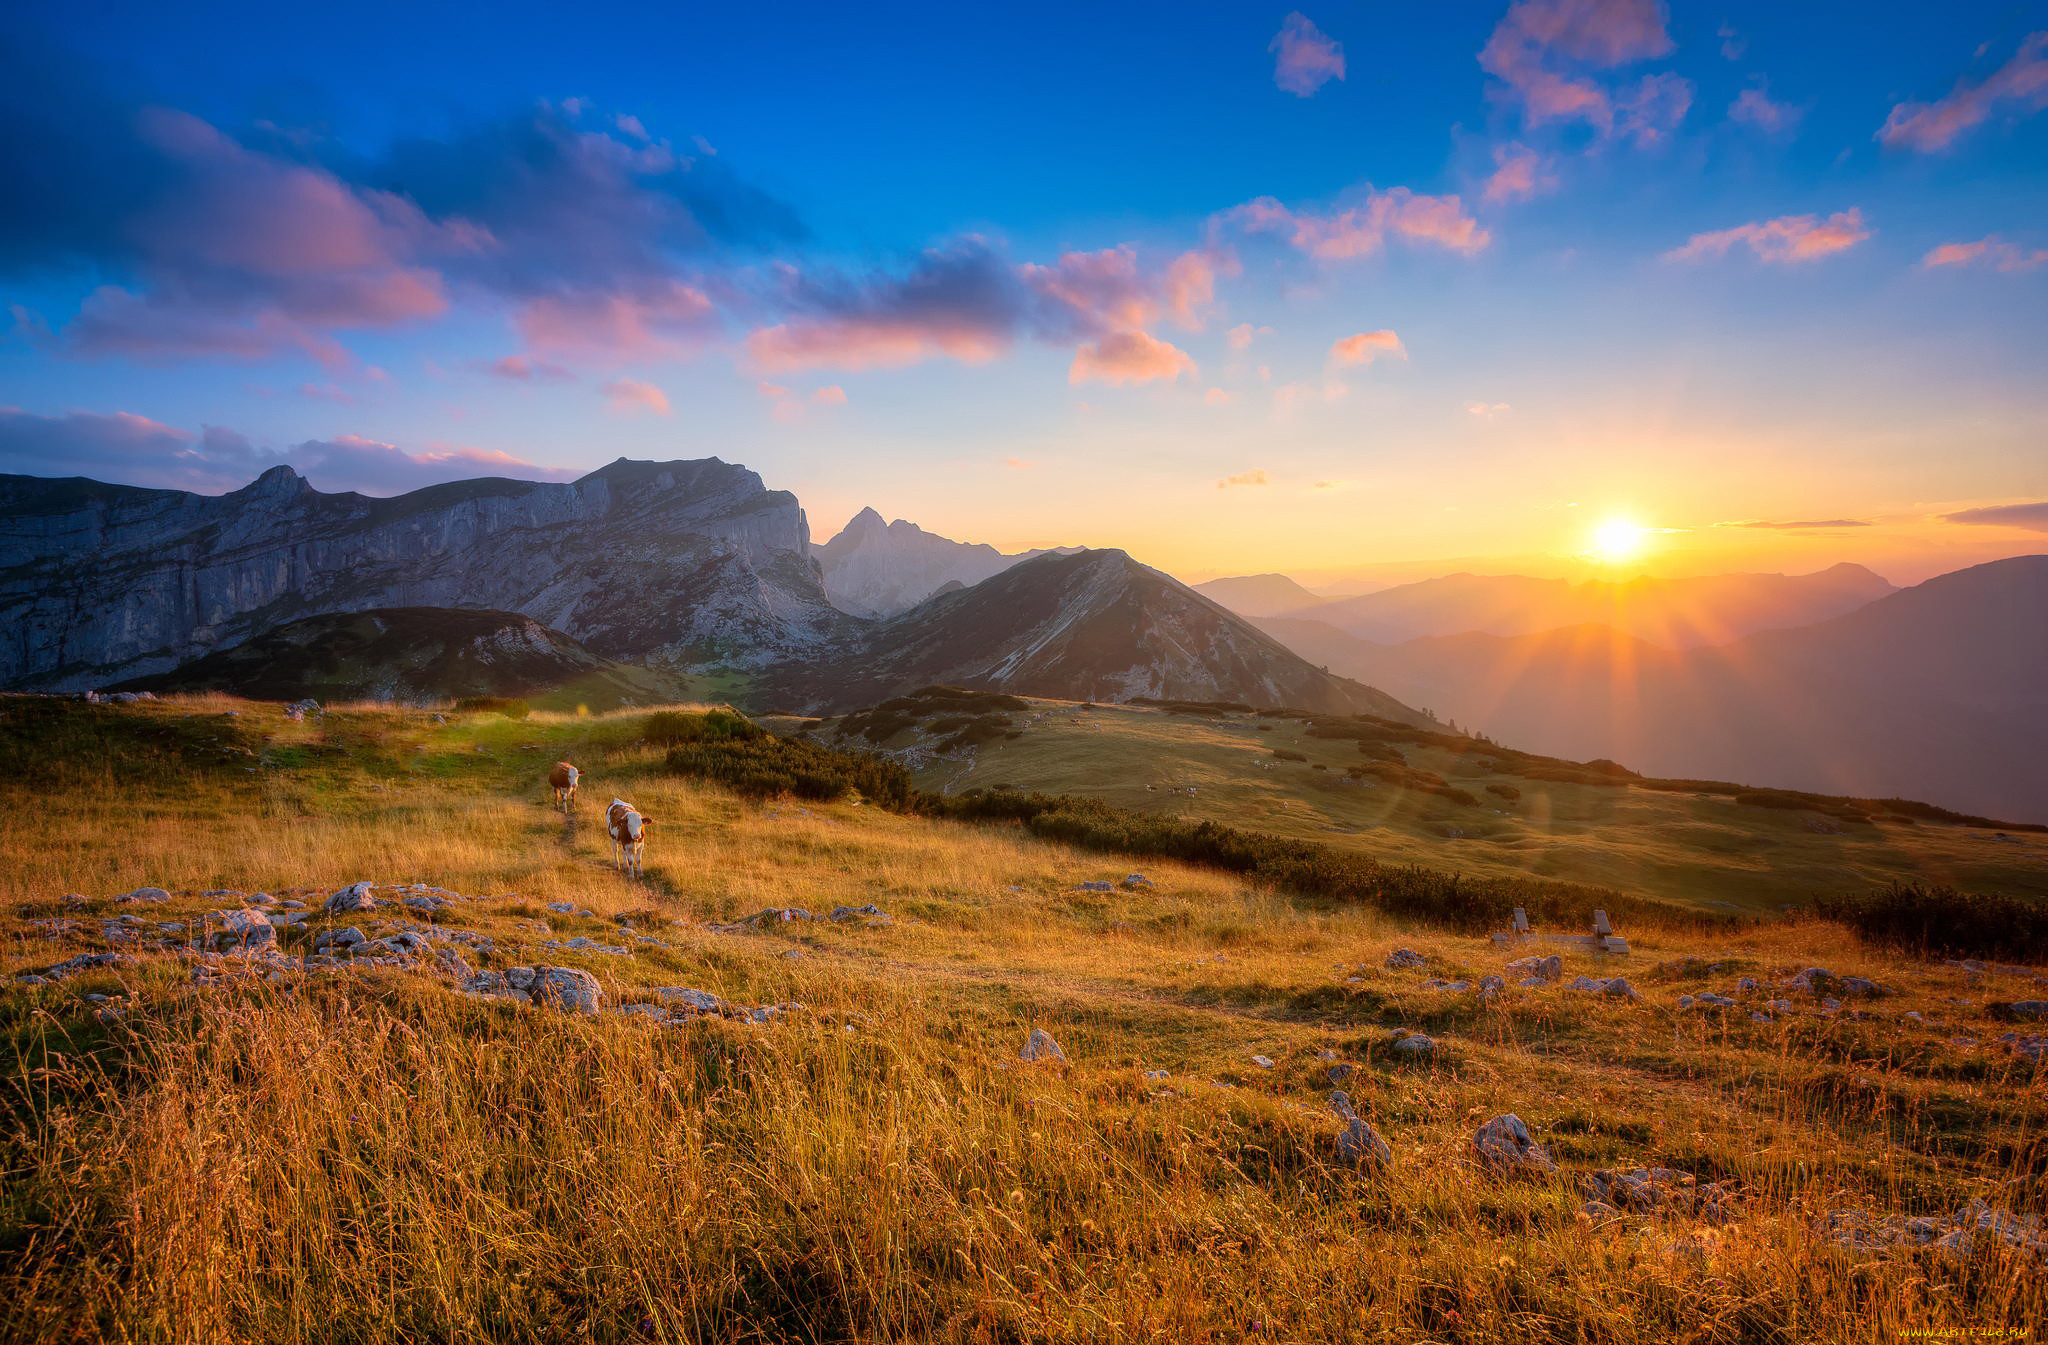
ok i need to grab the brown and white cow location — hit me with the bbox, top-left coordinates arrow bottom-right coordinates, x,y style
548,761 -> 580,811
607,798 -> 652,876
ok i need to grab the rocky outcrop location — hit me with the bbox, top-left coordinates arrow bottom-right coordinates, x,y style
812,507 -> 1077,618
0,458 -> 849,690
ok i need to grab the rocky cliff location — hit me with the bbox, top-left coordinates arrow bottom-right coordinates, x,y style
0,458 -> 848,691
812,507 -> 1076,617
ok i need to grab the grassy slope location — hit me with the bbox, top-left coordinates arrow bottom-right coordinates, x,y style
2,695 -> 2046,1342
788,698 -> 2048,914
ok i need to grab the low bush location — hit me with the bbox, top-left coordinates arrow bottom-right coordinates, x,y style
451,697 -> 530,719
1814,882 -> 2048,961
643,708 -> 764,746
1486,783 -> 1521,801
665,733 -> 917,809
1270,748 -> 1307,762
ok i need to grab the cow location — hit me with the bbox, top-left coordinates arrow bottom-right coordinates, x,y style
548,761 -> 580,811
607,798 -> 652,876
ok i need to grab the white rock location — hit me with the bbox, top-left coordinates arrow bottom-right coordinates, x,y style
531,966 -> 602,1014
1472,1113 -> 1556,1174
1020,1028 -> 1067,1063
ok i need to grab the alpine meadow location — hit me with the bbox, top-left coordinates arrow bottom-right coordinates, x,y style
4,1 -> 2048,1342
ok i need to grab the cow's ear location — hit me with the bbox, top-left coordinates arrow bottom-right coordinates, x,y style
642,818 -> 654,826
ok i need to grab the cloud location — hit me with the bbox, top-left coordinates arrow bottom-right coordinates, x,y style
1717,24 -> 1745,60
0,406 -> 575,494
1204,387 -> 1232,405
1466,400 -> 1512,418
1226,322 -> 1272,349
602,377 -> 670,415
1069,330 -> 1194,386
1665,209 -> 1870,263
1729,86 -> 1801,134
298,382 -> 355,404
1271,13 -> 1346,97
1878,32 -> 2048,153
0,43 -> 802,367
1922,236 -> 2048,272
1220,187 -> 1489,259
514,281 -> 717,359
477,354 -> 576,382
1328,330 -> 1407,365
1941,501 -> 2048,532
1312,479 -> 1353,490
1479,0 -> 1688,142
1217,469 -> 1269,489
757,380 -> 845,421
812,385 -> 847,405
1003,457 -> 1035,469
749,238 -> 1218,374
1483,143 -> 1556,203
1718,517 -> 1872,530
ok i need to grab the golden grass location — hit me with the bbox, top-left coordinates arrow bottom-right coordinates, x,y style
3,696 -> 2046,1342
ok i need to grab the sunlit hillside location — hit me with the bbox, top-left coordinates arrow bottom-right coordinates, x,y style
778,694 -> 2048,913
4,695 -> 2047,1342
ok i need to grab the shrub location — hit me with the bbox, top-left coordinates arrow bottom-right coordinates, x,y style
665,734 -> 916,809
1486,782 -> 1521,801
451,697 -> 530,719
1270,748 -> 1307,762
643,709 -> 764,746
1814,882 -> 2048,961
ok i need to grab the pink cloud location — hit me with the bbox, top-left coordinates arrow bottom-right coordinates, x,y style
1022,246 -> 1155,331
812,385 -> 847,405
746,317 -> 1008,372
1479,0 -> 1685,141
1329,330 -> 1407,365
1003,457 -> 1035,469
1879,32 -> 2048,153
298,382 -> 355,404
480,355 -> 576,382
1222,188 -> 1490,259
1068,330 -> 1194,386
1271,13 -> 1346,97
1483,143 -> 1556,203
1729,86 -> 1801,134
1217,469 -> 1269,489
1923,236 -> 2048,272
515,281 -> 715,360
602,377 -> 670,415
1204,387 -> 1232,405
1226,322 -> 1271,350
1665,209 -> 1871,263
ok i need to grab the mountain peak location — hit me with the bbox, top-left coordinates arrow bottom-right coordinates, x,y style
233,464 -> 311,502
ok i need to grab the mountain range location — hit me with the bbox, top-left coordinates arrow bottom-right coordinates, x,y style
1250,557 -> 2048,821
1,460 -> 1415,722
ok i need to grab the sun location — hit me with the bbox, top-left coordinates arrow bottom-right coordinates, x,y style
1591,517 -> 1647,564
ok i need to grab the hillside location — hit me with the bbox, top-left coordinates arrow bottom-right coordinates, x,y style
1255,556 -> 2048,823
110,607 -> 697,709
1293,563 -> 1896,647
768,549 -> 1427,719
782,690 -> 2048,913
3,695 -> 2046,1341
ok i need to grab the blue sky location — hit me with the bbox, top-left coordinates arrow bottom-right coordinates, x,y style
2,0 -> 2044,582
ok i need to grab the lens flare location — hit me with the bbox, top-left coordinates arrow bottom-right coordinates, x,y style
1592,518 -> 1646,563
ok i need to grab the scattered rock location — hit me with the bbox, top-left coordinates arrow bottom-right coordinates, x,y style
1074,881 -> 1115,893
1992,1001 -> 2048,1022
2000,1032 -> 2048,1062
530,966 -> 602,1014
1121,873 -> 1155,889
1143,1069 -> 1170,1081
17,952 -> 133,982
653,987 -> 728,1015
208,908 -> 277,952
1581,1167 -> 1736,1223
325,882 -> 377,914
1677,992 -> 1739,1011
1567,976 -> 1642,1000
1421,978 -> 1472,993
1472,1114 -> 1556,1175
314,926 -> 366,954
1020,1028 -> 1067,1063
1252,1054 -> 1276,1069
1385,948 -> 1427,969
1478,974 -> 1506,997
1507,954 -> 1563,983
1327,1062 -> 1356,1083
1391,1032 -> 1434,1056
829,903 -> 891,925
1330,1091 -> 1392,1169
115,887 -> 172,904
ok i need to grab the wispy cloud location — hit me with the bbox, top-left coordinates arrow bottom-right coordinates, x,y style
602,377 -> 670,415
1217,468 -> 1269,489
1328,330 -> 1407,366
1728,85 -> 1802,134
1718,517 -> 1872,530
1482,143 -> 1556,203
1466,401 -> 1511,418
1226,322 -> 1272,350
1478,0 -> 1689,144
1271,13 -> 1346,97
1922,236 -> 2048,272
1665,209 -> 1870,263
1942,501 -> 2048,532
1878,32 -> 2048,153
476,354 -> 576,383
1220,188 -> 1489,259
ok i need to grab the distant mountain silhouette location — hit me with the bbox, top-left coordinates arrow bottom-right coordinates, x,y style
1283,563 -> 1897,648
812,507 -> 1078,617
1192,573 -> 1328,618
1257,556 -> 2048,822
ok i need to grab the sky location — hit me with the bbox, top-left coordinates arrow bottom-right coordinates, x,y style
2,0 -> 2045,587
